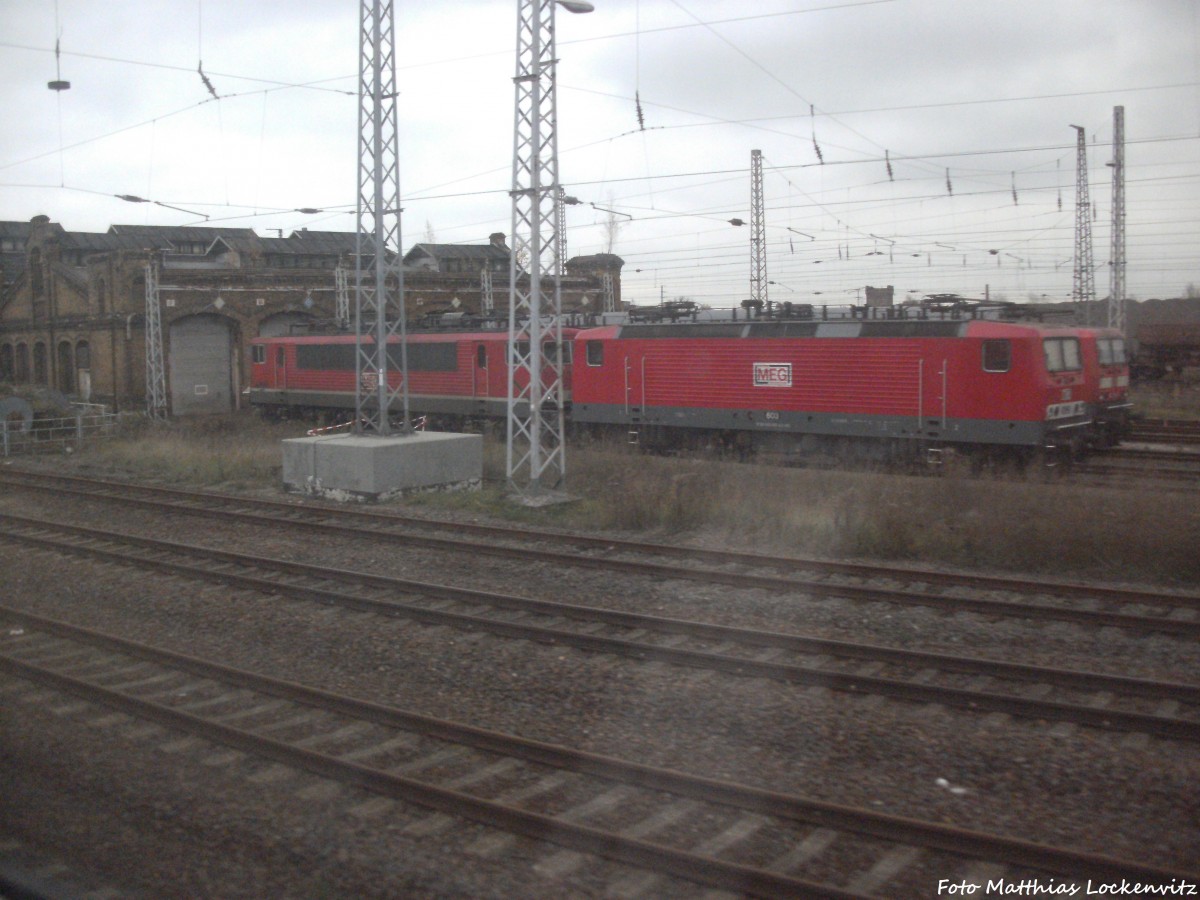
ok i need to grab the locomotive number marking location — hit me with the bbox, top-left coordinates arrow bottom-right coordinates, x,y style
754,363 -> 792,387
1046,401 -> 1086,420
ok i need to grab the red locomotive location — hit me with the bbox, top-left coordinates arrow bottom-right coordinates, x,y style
1077,327 -> 1131,447
247,308 -> 1128,465
249,325 -> 578,427
569,316 -> 1118,464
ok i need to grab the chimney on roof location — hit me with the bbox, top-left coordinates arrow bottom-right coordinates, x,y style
489,232 -> 507,249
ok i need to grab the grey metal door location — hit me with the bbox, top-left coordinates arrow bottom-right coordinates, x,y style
169,315 -> 233,414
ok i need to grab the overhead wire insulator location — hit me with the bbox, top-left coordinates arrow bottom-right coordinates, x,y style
810,104 -> 823,164
885,149 -> 893,181
635,91 -> 645,130
945,169 -> 953,196
48,37 -> 70,91
1011,171 -> 1018,205
198,61 -> 219,100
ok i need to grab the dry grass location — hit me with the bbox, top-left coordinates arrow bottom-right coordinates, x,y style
76,412 -> 298,488
29,409 -> 1200,587
552,447 -> 1200,585
1130,379 -> 1200,421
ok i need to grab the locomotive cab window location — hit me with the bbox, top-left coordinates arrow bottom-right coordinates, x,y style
982,339 -> 1011,373
1099,338 -> 1127,365
252,345 -> 265,364
276,347 -> 286,366
476,345 -> 487,368
1043,337 -> 1082,372
586,340 -> 604,366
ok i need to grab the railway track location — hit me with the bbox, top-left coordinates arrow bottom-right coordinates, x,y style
1128,420 -> 1200,445
2,512 -> 1196,740
2,607 -> 1192,899
1,468 -> 1197,639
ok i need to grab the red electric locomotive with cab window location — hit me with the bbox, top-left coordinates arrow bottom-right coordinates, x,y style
569,317 -> 1103,465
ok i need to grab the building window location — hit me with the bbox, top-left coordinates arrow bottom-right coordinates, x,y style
33,342 -> 47,384
57,341 -> 74,393
982,339 -> 1010,372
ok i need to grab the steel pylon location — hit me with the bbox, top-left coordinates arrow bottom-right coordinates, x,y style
506,0 -> 573,500
749,149 -> 767,312
354,0 -> 409,436
1071,125 -> 1096,323
1109,106 -> 1126,334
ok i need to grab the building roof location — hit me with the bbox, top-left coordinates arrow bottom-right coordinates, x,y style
404,242 -> 509,264
0,221 -> 34,242
1,222 -> 33,290
288,230 -> 365,255
61,231 -> 173,252
107,224 -> 258,243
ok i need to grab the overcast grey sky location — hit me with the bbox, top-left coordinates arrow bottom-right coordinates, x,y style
2,0 -> 1198,307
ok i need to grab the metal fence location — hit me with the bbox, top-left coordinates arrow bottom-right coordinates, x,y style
1,403 -> 123,457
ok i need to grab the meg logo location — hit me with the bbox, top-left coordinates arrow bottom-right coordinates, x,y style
754,362 -> 792,387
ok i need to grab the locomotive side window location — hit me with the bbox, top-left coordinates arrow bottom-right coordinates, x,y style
982,339 -> 1011,373
276,347 -> 286,366
508,341 -> 531,365
252,345 -> 265,364
476,345 -> 487,368
1043,337 -> 1082,372
586,340 -> 604,366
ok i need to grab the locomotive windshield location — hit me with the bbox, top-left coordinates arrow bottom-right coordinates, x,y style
1098,337 -> 1127,365
1043,337 -> 1081,372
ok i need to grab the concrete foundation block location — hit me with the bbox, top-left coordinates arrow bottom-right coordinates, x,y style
281,431 -> 482,501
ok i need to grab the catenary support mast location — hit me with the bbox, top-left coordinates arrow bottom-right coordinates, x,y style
1108,106 -> 1126,333
1070,124 -> 1096,323
354,0 -> 409,436
505,0 -> 592,501
749,149 -> 767,312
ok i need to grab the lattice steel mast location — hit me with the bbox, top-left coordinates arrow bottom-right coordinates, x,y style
354,0 -> 409,436
1108,106 -> 1126,333
144,258 -> 168,419
749,149 -> 767,312
1070,124 -> 1096,323
506,0 -> 592,500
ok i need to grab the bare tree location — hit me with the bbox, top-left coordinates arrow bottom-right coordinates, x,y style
603,197 -> 622,255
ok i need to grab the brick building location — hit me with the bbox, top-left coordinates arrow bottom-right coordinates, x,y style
0,215 -> 623,415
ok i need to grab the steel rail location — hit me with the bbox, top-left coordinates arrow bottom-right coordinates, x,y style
2,515 -> 1196,740
0,654 -> 847,898
1,470 -> 1197,634
2,606 -> 1192,890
